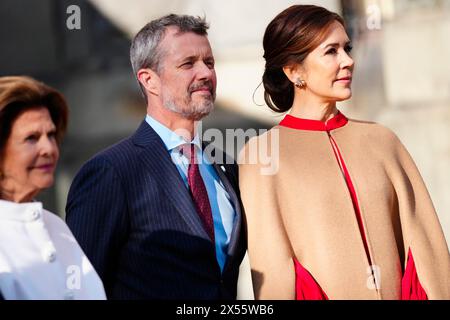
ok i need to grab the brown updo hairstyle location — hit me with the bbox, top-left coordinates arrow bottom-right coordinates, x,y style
262,5 -> 345,113
0,76 -> 69,161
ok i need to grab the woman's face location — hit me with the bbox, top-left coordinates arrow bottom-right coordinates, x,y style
0,107 -> 59,202
299,21 -> 354,102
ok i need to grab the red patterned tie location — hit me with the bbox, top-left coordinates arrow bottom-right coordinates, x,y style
181,144 -> 215,242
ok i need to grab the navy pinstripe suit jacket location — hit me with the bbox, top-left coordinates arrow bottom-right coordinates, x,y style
65,120 -> 246,299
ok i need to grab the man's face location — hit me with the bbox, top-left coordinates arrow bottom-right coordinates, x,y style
156,27 -> 217,121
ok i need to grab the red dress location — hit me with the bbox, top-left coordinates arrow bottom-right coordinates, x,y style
280,112 -> 428,300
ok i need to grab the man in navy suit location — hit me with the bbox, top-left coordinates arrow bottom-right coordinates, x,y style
66,14 -> 246,299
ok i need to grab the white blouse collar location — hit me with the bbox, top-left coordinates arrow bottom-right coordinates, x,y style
0,199 -> 44,222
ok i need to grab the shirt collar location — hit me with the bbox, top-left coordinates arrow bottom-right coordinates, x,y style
0,199 -> 43,221
145,114 -> 202,151
279,110 -> 348,131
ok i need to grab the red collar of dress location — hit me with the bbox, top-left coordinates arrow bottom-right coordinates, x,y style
279,111 -> 348,131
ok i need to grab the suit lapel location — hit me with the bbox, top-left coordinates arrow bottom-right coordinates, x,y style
132,121 -> 210,242
132,121 -> 243,269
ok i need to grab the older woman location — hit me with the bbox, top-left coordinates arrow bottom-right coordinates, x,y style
0,76 -> 105,299
239,5 -> 450,299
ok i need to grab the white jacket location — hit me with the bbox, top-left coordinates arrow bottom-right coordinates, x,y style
0,200 -> 106,300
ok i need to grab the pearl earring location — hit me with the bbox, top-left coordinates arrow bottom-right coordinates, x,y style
295,79 -> 306,89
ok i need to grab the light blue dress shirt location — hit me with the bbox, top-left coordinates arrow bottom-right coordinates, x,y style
145,115 -> 236,272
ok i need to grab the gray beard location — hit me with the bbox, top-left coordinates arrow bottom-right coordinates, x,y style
163,96 -> 215,121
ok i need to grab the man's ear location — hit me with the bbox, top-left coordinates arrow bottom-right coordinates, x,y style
282,64 -> 305,84
137,68 -> 160,96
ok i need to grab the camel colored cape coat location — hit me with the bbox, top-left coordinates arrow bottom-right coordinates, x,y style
239,115 -> 450,300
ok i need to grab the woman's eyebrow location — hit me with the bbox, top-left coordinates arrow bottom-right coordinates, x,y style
322,40 -> 352,49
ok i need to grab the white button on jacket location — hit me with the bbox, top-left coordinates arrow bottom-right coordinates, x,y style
42,245 -> 57,263
0,200 -> 106,300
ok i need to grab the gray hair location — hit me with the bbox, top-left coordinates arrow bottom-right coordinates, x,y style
130,14 -> 209,101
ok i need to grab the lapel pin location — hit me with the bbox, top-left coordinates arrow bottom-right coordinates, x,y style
220,165 -> 226,172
